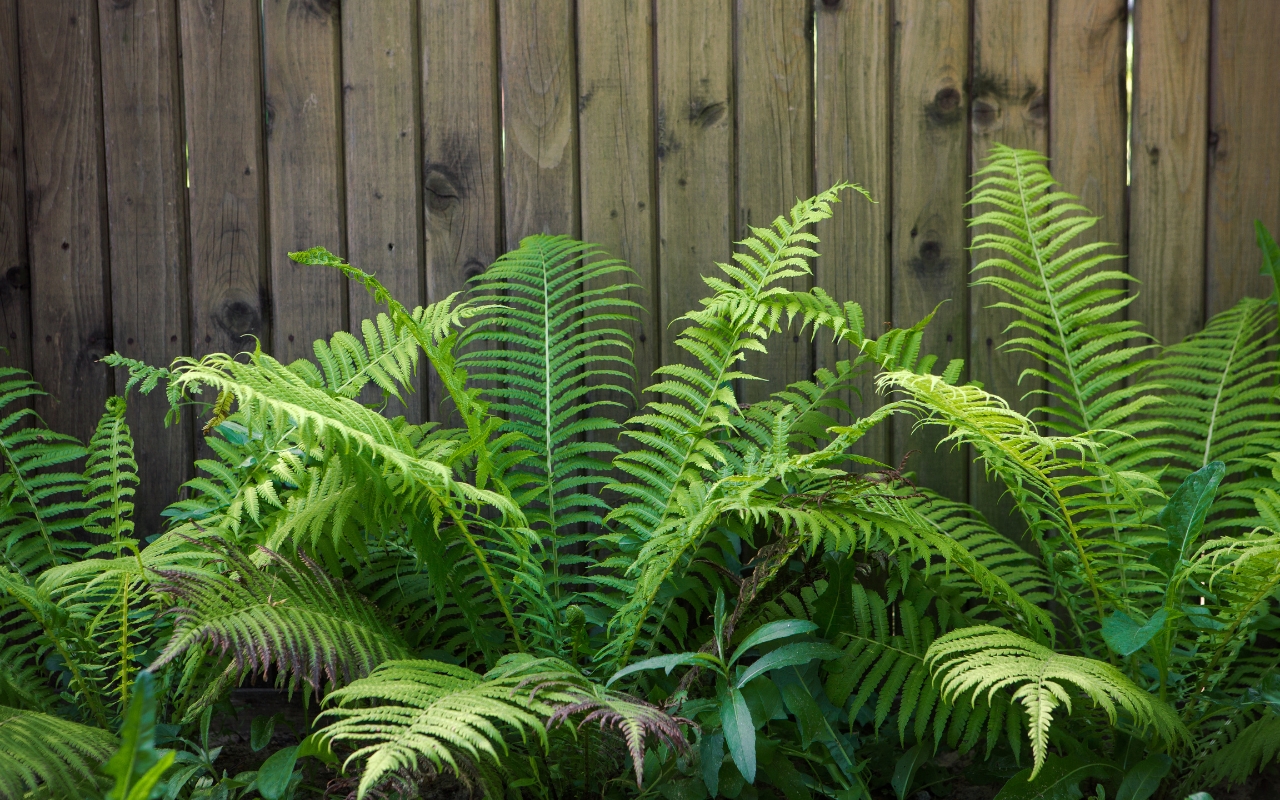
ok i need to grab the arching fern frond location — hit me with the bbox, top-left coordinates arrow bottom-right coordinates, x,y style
925,626 -> 1188,778
0,706 -> 115,798
317,656 -> 588,799
968,144 -> 1159,456
604,185 -> 863,664
150,541 -> 411,698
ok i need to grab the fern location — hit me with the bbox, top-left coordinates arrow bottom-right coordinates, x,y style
0,705 -> 116,798
0,369 -> 89,575
318,657 -> 588,798
967,144 -> 1159,453
925,626 -> 1188,777
150,541 -> 411,698
83,397 -> 139,544
459,235 -> 639,612
603,185 -> 864,663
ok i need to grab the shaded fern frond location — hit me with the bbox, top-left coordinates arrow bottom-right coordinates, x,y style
460,235 -> 639,608
0,705 -> 115,799
547,682 -> 692,786
968,144 -> 1159,450
1135,297 -> 1280,530
925,626 -> 1188,777
0,369 -> 89,575
83,397 -> 138,544
150,541 -> 411,697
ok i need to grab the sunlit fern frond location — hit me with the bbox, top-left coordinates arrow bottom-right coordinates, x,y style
925,625 -> 1188,778
0,705 -> 115,798
313,310 -> 425,406
317,656 -> 588,799
967,144 -> 1160,457
150,541 -> 411,699
880,369 -> 1162,625
1134,297 -> 1280,532
824,583 -> 1021,761
460,235 -> 639,606
604,185 -> 864,664
82,397 -> 138,544
0,368 -> 89,576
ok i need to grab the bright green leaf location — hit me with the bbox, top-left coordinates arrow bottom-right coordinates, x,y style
721,688 -> 756,784
1102,609 -> 1168,657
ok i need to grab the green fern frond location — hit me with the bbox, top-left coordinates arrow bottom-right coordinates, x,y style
0,705 -> 115,798
460,235 -> 639,609
1192,710 -> 1280,787
313,311 -> 425,405
83,397 -> 139,544
547,682 -> 691,786
150,541 -> 411,697
925,625 -> 1188,777
968,144 -> 1159,449
1135,297 -> 1280,531
0,369 -> 89,575
604,185 -> 863,664
317,656 -> 587,799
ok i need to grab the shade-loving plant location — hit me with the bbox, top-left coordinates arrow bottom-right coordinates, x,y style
2,144 -> 1280,800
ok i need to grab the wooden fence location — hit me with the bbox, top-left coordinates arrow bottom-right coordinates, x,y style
1,0 -> 1277,533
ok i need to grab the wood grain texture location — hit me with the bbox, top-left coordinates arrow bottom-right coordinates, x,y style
420,0 -> 502,420
342,1 -> 424,421
969,0 -> 1048,534
891,0 -> 970,501
655,0 -> 733,371
1049,0 -> 1128,250
735,0 -> 812,401
1130,1 -> 1209,347
576,0 -> 657,411
98,0 -> 192,532
17,0 -> 111,443
0,0 -> 30,375
499,0 -> 577,246
179,0 -> 268,361
813,0 -> 890,463
1206,0 -> 1280,314
263,0 -> 346,363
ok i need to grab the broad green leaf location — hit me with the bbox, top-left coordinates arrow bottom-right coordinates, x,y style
1102,609 -> 1168,657
891,744 -> 929,800
729,619 -> 819,665
1115,754 -> 1171,800
250,714 -> 279,753
721,688 -> 756,784
1158,461 -> 1226,559
295,733 -> 338,765
700,732 -> 724,797
607,652 -> 721,687
255,745 -> 299,800
994,754 -> 1120,800
735,643 -> 843,688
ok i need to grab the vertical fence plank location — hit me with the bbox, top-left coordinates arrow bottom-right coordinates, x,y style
1130,1 -> 1209,346
263,0 -> 346,363
655,0 -> 733,369
577,0 -> 657,407
891,0 -> 970,500
969,0 -> 1048,533
17,0 -> 111,443
1206,0 -> 1280,313
1050,0 -> 1128,249
180,0 -> 268,365
98,0 -> 192,531
735,0 -> 812,400
500,0 -> 577,245
0,0 -> 30,375
343,1 -> 424,421
814,0 -> 890,463
420,0 -> 502,420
